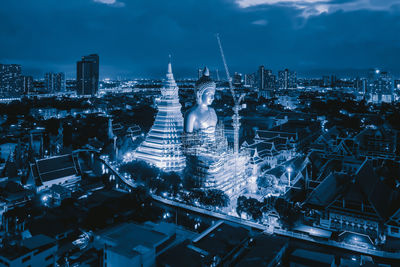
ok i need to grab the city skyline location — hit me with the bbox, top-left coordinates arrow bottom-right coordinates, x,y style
1,1 -> 400,266
1,0 -> 400,78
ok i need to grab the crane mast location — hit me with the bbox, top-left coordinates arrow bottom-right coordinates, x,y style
216,34 -> 243,155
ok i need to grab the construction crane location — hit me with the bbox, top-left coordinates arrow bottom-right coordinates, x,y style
216,33 -> 245,155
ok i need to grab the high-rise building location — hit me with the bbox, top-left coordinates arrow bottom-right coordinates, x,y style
257,65 -> 265,90
198,68 -> 203,79
233,72 -> 242,87
322,76 -> 330,87
133,60 -> 186,172
257,66 -> 276,98
76,54 -> 99,96
45,72 -> 65,93
264,69 -> 276,90
367,69 -> 393,103
278,69 -> 297,90
0,64 -> 23,97
354,77 -> 367,94
330,75 -> 337,88
33,80 -> 45,93
244,73 -> 256,87
66,80 -> 77,92
22,76 -> 33,94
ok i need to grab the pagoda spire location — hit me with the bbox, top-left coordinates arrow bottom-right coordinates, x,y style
168,54 -> 172,73
133,56 -> 185,172
162,55 -> 178,97
166,54 -> 174,81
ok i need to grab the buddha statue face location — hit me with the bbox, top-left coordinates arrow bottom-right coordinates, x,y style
198,87 -> 215,106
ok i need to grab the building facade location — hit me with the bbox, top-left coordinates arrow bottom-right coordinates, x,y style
76,54 -> 99,96
45,72 -> 65,93
278,68 -> 296,90
367,69 -> 393,103
0,64 -> 23,97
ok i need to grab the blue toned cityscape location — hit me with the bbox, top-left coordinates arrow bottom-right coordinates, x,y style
1,0 -> 400,266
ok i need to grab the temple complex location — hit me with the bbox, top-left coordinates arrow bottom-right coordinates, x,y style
183,68 -> 249,195
133,59 -> 186,172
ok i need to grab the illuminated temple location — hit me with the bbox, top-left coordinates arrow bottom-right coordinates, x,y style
183,125 -> 248,195
133,60 -> 186,172
183,68 -> 248,195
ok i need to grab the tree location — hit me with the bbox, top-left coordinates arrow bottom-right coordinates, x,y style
205,189 -> 229,207
275,198 -> 302,228
119,161 -> 159,184
236,196 -> 263,221
160,172 -> 182,196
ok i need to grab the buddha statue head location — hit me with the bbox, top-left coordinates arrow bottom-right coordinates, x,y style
195,67 -> 216,106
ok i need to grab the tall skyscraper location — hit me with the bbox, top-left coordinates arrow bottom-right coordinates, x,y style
76,54 -> 99,96
367,69 -> 393,103
278,68 -> 297,89
22,76 -> 33,94
0,64 -> 23,97
133,59 -> 186,172
244,73 -> 256,87
233,72 -> 242,87
257,66 -> 276,98
264,69 -> 276,90
257,65 -> 265,90
45,72 -> 65,93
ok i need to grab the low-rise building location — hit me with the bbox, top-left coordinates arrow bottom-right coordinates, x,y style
94,222 -> 176,267
0,234 -> 57,267
289,249 -> 335,267
158,221 -> 251,267
235,235 -> 288,267
27,154 -> 81,192
305,159 -> 400,244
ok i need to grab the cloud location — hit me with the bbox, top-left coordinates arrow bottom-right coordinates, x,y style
93,0 -> 125,7
1,0 -> 400,78
236,0 -> 400,17
252,19 -> 269,25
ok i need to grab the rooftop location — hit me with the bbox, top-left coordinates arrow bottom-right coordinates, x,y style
235,235 -> 288,267
193,222 -> 250,259
157,240 -> 205,267
291,248 -> 335,265
96,222 -> 171,258
0,234 -> 56,261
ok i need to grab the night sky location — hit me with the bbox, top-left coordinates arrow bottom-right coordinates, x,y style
1,0 -> 400,78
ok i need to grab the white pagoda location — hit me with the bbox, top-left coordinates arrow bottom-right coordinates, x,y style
133,59 -> 186,172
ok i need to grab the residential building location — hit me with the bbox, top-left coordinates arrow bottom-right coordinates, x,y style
278,68 -> 296,90
94,222 -> 176,267
44,72 -> 65,93
0,64 -> 23,97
